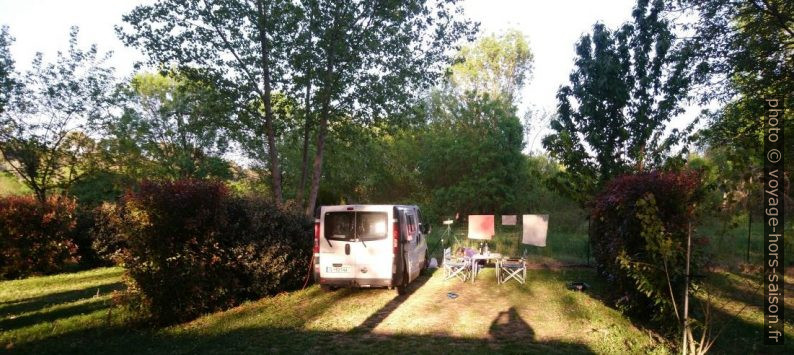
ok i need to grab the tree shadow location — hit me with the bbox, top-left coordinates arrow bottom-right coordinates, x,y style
0,282 -> 124,318
351,271 -> 432,333
11,309 -> 596,354
0,296 -> 112,331
703,298 -> 794,354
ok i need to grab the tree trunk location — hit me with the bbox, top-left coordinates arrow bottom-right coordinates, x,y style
305,98 -> 329,217
256,0 -> 283,206
296,80 -> 312,207
682,222 -> 692,354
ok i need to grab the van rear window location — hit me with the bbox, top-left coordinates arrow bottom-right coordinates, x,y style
324,212 -> 388,241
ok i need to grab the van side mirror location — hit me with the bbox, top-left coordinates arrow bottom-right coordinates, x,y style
420,224 -> 431,234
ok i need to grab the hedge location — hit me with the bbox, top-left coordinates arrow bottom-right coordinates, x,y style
116,179 -> 313,324
0,195 -> 80,279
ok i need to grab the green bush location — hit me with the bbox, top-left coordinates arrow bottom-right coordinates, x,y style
0,195 -> 80,279
117,179 -> 312,324
590,170 -> 704,329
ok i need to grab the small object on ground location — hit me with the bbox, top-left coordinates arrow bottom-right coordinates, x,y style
428,257 -> 438,268
447,292 -> 459,299
567,281 -> 590,291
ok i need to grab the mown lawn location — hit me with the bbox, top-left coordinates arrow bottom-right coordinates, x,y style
3,266 -> 669,354
1,266 -> 791,354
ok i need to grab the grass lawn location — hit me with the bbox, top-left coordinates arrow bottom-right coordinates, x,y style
3,266 -> 670,354
2,226 -> 791,354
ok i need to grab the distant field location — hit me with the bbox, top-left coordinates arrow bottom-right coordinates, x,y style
0,172 -> 28,196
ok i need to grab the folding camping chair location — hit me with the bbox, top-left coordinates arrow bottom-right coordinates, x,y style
497,257 -> 526,284
498,214 -> 549,285
443,247 -> 471,282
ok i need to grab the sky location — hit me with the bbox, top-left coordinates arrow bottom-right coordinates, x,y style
0,0 -> 697,152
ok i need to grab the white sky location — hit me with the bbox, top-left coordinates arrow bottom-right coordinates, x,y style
0,0 -> 700,152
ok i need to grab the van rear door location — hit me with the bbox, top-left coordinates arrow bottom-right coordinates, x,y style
320,210 -> 357,282
350,208 -> 392,283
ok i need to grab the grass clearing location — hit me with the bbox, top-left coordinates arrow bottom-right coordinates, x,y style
3,266 -> 670,354
2,224 -> 791,354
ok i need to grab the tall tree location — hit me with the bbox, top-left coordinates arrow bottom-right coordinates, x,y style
675,0 -> 793,103
543,0 -> 694,205
106,71 -> 235,180
674,0 -> 793,226
299,0 -> 476,216
447,29 -> 533,104
420,92 -> 528,219
0,27 -> 115,202
119,0 -> 299,206
0,26 -> 16,114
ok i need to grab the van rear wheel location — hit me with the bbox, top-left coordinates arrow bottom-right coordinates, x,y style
395,270 -> 409,295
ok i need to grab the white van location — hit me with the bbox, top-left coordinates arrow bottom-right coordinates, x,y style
313,205 -> 429,293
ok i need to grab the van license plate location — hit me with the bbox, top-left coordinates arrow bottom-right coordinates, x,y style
326,266 -> 351,273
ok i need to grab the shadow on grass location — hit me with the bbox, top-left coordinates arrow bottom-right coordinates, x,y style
0,296 -> 113,331
11,307 -> 596,355
7,270 -> 598,354
0,282 -> 124,318
351,272 -> 432,333
702,297 -> 794,354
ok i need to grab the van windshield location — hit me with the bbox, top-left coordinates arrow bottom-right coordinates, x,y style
324,211 -> 388,241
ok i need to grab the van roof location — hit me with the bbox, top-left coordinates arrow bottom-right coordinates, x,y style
320,204 -> 418,209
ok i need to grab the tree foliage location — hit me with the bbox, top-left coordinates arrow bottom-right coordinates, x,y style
0,27 -> 115,201
543,0 -> 694,205
119,0 -> 301,206
420,93 -> 528,220
0,26 -> 17,114
108,71 -> 235,180
675,0 -> 793,219
447,29 -> 533,103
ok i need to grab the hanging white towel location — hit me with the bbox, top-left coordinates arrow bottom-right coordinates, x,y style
467,215 -> 495,240
522,214 -> 549,247
501,215 -> 517,225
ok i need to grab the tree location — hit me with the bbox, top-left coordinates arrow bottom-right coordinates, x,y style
675,0 -> 793,166
543,0 -> 694,205
107,71 -> 235,180
419,92 -> 528,220
297,0 -> 476,216
0,26 -> 17,114
119,0 -> 300,206
674,0 -> 793,228
674,0 -> 793,103
0,27 -> 115,202
447,29 -> 533,104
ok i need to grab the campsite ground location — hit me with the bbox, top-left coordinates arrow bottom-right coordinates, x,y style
2,262 -> 792,354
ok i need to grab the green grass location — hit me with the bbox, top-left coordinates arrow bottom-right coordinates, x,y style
0,171 -> 28,196
2,217 -> 791,354
697,214 -> 794,266
2,266 -> 670,354
2,265 -> 790,354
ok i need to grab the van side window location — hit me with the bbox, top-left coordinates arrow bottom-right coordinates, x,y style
406,214 -> 418,244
